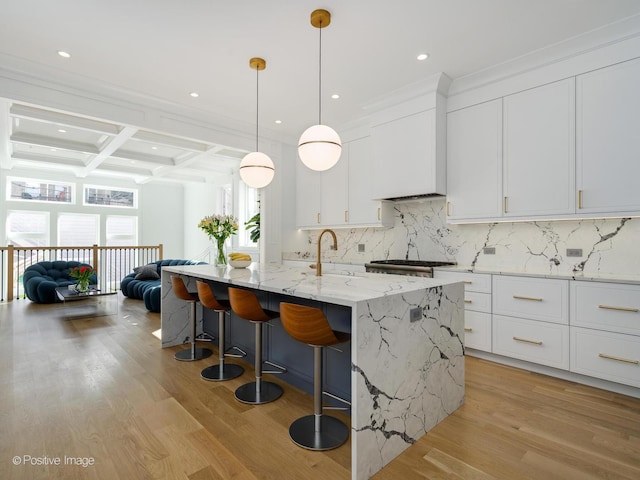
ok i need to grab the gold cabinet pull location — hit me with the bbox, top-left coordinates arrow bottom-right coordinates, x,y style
513,336 -> 543,346
317,212 -> 321,224
578,189 -> 583,209
513,295 -> 543,302
598,353 -> 639,365
598,304 -> 639,313
463,280 -> 472,284
503,196 -> 508,214
377,207 -> 381,221
464,299 -> 472,304
446,201 -> 451,216
464,327 -> 473,332
344,210 -> 348,223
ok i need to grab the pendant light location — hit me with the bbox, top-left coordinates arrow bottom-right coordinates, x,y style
298,9 -> 342,172
240,57 -> 275,189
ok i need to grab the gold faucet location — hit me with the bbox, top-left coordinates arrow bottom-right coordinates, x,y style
315,229 -> 337,276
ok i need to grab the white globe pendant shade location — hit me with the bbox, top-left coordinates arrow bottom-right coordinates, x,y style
239,151 -> 275,188
298,124 -> 342,171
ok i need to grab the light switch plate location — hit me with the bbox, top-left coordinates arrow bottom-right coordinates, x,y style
483,247 -> 496,255
410,307 -> 422,323
567,248 -> 583,257
358,244 -> 365,253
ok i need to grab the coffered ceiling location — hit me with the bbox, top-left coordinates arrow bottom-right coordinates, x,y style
2,0 -> 640,184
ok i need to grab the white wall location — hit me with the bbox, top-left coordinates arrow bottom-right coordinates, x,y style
140,182 -> 184,258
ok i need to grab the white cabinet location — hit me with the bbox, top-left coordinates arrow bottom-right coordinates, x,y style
576,57 -> 640,214
446,99 -> 503,220
295,163 -> 321,228
320,153 -> 349,226
296,137 -> 393,229
372,108 -> 445,200
434,270 -> 492,352
502,78 -> 575,217
347,136 -> 393,226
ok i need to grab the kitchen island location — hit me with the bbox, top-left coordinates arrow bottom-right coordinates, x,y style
160,263 -> 464,480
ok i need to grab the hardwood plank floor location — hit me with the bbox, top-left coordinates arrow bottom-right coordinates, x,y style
1,295 -> 639,479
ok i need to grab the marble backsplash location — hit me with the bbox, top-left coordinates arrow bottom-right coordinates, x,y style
284,198 -> 640,276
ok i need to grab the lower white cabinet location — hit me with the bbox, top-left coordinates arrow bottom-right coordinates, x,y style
464,310 -> 492,351
571,327 -> 640,388
493,275 -> 569,324
493,314 -> 569,370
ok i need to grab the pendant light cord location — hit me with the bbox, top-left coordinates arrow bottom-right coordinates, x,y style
318,23 -> 322,125
255,67 -> 259,152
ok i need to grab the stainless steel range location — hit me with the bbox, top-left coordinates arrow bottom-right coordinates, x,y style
365,260 -> 456,277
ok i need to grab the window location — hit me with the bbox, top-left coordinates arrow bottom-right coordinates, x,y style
237,182 -> 259,248
106,216 -> 138,246
57,213 -> 99,246
7,177 -> 73,203
6,211 -> 49,247
84,185 -> 137,208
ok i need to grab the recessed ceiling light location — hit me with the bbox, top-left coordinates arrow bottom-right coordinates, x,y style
57,51 -> 71,58
151,146 -> 158,150
417,53 -> 429,61
50,148 -> 57,152
331,94 -> 340,99
57,129 -> 67,133
275,120 -> 282,124
189,92 -> 199,98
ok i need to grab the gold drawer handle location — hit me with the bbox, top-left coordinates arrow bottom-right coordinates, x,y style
578,189 -> 583,209
513,336 -> 543,346
463,281 -> 472,284
598,353 -> 639,365
598,304 -> 639,313
464,327 -> 473,332
344,210 -> 348,222
464,299 -> 472,304
513,295 -> 543,302
446,201 -> 451,216
377,207 -> 381,221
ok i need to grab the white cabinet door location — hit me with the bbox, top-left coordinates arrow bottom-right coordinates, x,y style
347,137 -> 392,226
295,162 -> 321,228
446,99 -> 503,220
321,153 -> 349,226
576,57 -> 640,214
372,108 -> 444,200
503,79 -> 575,217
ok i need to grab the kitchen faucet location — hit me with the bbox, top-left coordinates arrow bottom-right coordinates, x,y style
315,229 -> 337,276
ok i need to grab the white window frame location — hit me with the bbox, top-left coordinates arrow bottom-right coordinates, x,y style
83,184 -> 138,209
6,176 -> 74,204
6,210 -> 50,247
105,215 -> 138,245
57,212 -> 100,246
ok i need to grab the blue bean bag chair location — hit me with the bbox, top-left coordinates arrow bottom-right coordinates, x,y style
23,261 -> 98,303
120,259 -> 206,312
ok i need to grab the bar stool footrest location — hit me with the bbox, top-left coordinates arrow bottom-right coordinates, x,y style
322,390 -> 351,411
224,345 -> 247,358
262,360 -> 287,375
195,332 -> 215,342
289,415 -> 349,451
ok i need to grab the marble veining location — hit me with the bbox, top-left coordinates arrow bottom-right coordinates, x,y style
285,198 -> 640,279
160,263 -> 464,480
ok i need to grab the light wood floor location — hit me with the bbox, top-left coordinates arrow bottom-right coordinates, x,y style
1,295 -> 639,479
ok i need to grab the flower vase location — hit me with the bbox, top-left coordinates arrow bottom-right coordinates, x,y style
215,240 -> 227,266
76,279 -> 89,293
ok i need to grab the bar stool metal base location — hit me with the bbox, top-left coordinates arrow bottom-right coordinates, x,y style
201,363 -> 244,381
234,381 -> 283,404
174,347 -> 212,361
289,414 -> 349,451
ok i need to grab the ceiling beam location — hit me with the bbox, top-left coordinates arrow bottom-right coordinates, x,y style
79,126 -> 138,177
11,132 -> 99,154
10,104 -> 121,135
108,149 -> 175,166
0,99 -> 13,169
132,130 -> 210,152
11,151 -> 85,167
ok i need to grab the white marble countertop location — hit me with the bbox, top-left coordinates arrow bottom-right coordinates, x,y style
433,265 -> 640,285
162,262 -> 460,307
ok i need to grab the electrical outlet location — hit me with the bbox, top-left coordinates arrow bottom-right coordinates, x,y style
410,307 -> 422,323
358,244 -> 365,253
567,248 -> 583,257
483,247 -> 496,255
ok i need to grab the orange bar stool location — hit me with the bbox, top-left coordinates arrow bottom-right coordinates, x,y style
171,275 -> 213,361
196,280 -> 244,381
228,287 -> 287,404
279,302 -> 350,451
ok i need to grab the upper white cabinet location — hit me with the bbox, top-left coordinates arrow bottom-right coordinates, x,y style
295,136 -> 393,229
446,99 -> 503,220
503,78 -> 575,217
576,57 -> 640,214
347,136 -> 393,226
